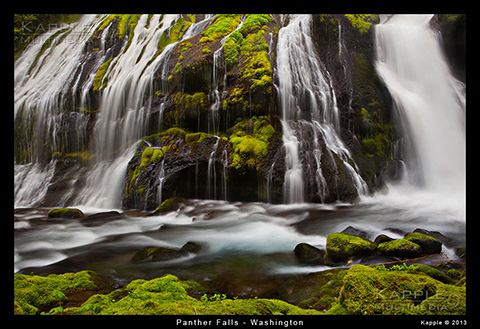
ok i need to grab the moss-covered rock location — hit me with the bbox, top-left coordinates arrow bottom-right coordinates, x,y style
377,239 -> 422,259
404,232 -> 442,254
56,273 -> 320,315
325,232 -> 376,264
338,264 -> 465,315
48,207 -> 84,219
153,197 -> 186,214
14,270 -> 110,315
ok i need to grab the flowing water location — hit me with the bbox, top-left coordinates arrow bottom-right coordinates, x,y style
14,14 -> 465,295
276,15 -> 368,204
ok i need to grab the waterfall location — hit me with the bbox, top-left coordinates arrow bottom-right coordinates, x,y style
14,15 -> 108,207
77,15 -> 215,208
375,15 -> 466,201
276,14 -> 367,204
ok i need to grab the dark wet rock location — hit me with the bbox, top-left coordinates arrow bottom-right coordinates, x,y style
47,207 -> 84,219
404,232 -> 442,254
293,243 -> 325,264
180,241 -> 208,253
413,228 -> 453,246
132,241 -> 206,262
131,246 -> 185,262
374,234 -> 394,245
341,226 -> 369,239
82,211 -> 125,226
384,228 -> 406,236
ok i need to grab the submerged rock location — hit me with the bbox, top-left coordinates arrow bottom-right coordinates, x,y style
132,241 -> 207,262
293,243 -> 325,264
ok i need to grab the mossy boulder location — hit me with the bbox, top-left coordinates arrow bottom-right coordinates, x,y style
338,264 -> 465,315
14,270 -> 110,315
57,273 -> 320,315
377,239 -> 422,259
48,207 -> 84,219
404,232 -> 442,254
325,232 -> 376,264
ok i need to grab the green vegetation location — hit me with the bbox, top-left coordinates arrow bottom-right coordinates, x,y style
158,16 -> 193,53
14,271 -> 106,315
325,233 -> 376,264
338,265 -> 465,315
15,262 -> 465,315
47,207 -> 84,219
199,15 -> 242,44
377,239 -> 422,258
345,14 -> 378,34
92,58 -> 113,91
228,116 -> 275,173
15,272 -> 319,315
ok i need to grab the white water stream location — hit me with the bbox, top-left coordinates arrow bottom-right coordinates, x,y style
375,14 -> 466,219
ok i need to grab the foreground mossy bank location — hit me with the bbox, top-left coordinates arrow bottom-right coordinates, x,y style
14,263 -> 465,315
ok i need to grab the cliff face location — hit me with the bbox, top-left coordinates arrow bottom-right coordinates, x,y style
14,14 -> 465,210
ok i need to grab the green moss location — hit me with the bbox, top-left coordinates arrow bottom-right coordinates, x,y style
325,233 -> 376,264
224,30 -> 243,65
240,14 -> 273,35
14,271 -> 102,314
228,116 -> 275,173
93,58 -> 113,91
153,197 -> 186,213
404,232 -> 442,254
58,274 -> 320,315
338,265 -> 465,315
345,14 -> 378,34
239,18 -> 273,92
377,239 -> 422,258
199,14 -> 242,44
47,207 -> 84,219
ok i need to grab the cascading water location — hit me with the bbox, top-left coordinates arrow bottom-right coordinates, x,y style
14,15 -> 109,207
375,15 -> 466,207
276,14 -> 367,204
75,14 -> 181,208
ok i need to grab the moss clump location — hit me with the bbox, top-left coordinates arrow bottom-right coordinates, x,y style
337,265 -> 465,315
48,207 -> 84,219
199,14 -> 242,45
345,14 -> 378,34
325,233 -> 376,264
153,197 -> 186,214
238,15 -> 273,92
377,239 -> 422,259
54,274 -> 320,315
228,116 -> 275,173
14,271 -> 105,315
92,58 -> 113,91
404,232 -> 442,254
